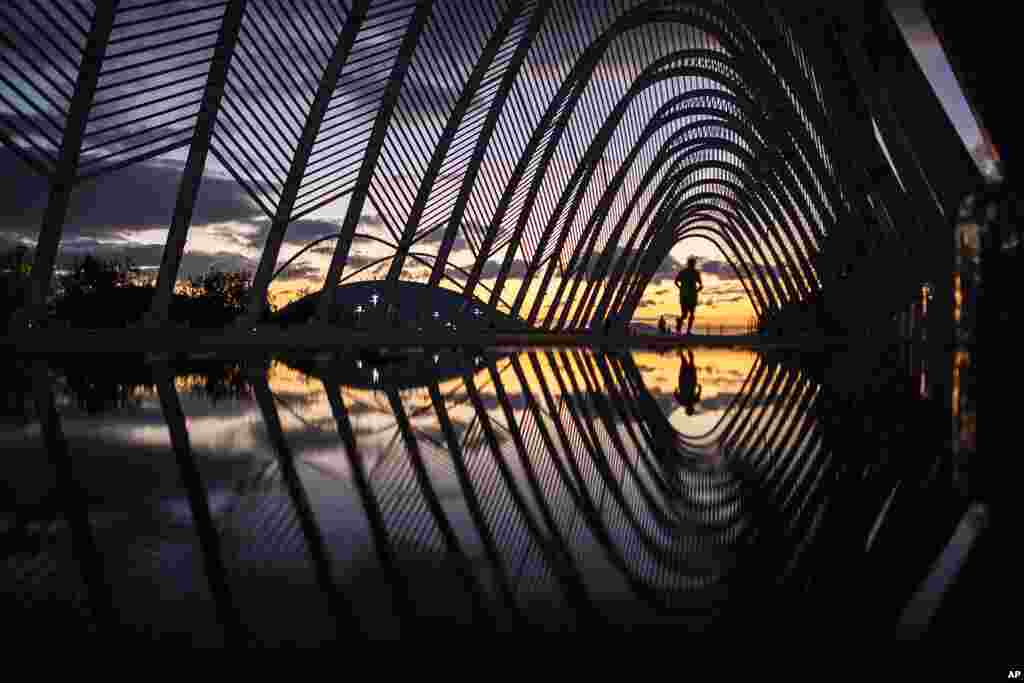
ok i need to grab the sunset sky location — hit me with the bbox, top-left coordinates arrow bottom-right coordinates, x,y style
0,1 -> 987,330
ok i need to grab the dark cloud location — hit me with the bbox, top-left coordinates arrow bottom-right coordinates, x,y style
45,239 -> 257,277
412,220 -> 478,252
209,215 -> 389,252
650,255 -> 777,285
177,251 -> 259,278
54,242 -> 166,270
475,257 -> 528,280
0,149 -> 261,241
305,249 -> 389,274
276,261 -> 322,281
577,245 -> 683,284
575,245 -> 771,287
283,219 -> 342,245
205,223 -> 259,251
392,78 -> 461,116
690,394 -> 739,411
290,215 -> 390,246
698,259 -> 743,280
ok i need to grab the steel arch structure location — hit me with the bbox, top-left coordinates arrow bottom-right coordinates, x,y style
2,0 -> 974,333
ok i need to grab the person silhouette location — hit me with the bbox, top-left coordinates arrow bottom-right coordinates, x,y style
674,348 -> 701,415
674,256 -> 703,334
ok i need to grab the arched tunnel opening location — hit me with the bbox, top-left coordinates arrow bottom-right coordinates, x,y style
629,236 -> 756,335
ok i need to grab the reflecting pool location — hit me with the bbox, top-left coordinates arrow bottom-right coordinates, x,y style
0,345 -> 985,643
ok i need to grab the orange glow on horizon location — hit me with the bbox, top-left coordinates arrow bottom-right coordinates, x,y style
265,271 -> 756,329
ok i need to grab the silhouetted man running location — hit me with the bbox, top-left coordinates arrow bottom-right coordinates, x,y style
674,256 -> 703,334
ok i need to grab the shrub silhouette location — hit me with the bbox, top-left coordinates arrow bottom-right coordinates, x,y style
1,248 -> 268,329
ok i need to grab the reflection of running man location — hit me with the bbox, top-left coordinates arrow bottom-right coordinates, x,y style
674,349 -> 701,415
674,256 -> 703,334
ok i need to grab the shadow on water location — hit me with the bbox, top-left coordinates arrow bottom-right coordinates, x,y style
0,343 -> 986,643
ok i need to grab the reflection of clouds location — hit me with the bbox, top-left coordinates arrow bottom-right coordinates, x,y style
634,349 -> 802,447
36,349 -> 770,485
261,350 -> 773,458
632,348 -> 756,398
670,406 -> 728,437
5,345 -> 858,639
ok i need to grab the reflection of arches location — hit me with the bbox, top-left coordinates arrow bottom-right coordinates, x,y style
23,344 -> 964,638
615,351 -> 747,454
250,349 -> 825,623
272,231 -> 517,312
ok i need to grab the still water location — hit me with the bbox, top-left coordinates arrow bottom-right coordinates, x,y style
1,345 -> 977,643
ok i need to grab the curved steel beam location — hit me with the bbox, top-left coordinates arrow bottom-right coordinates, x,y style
315,0 -> 434,324
528,109 -> 823,327
617,206 -> 784,322
384,0 -> 528,282
521,59 -> 821,326
242,0 -> 372,323
567,170 -> 816,330
1,0 -> 935,338
574,171 -> 815,329
507,35 -> 839,325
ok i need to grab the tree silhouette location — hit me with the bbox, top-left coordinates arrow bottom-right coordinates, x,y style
0,249 -> 266,329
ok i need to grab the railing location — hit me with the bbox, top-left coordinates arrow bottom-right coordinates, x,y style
630,318 -> 756,336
